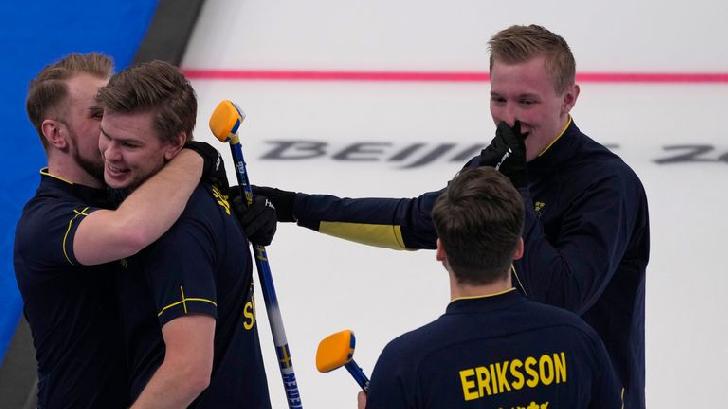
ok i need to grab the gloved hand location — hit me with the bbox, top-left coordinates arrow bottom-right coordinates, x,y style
477,121 -> 528,188
251,186 -> 297,223
183,141 -> 230,192
230,187 -> 277,246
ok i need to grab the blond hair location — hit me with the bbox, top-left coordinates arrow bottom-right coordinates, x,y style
489,25 -> 576,94
26,53 -> 113,148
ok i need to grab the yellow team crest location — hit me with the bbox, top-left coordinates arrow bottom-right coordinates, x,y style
534,201 -> 545,216
211,185 -> 231,215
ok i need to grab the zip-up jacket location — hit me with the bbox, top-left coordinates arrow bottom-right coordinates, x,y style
293,119 -> 649,408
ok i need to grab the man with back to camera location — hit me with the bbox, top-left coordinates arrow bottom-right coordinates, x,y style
256,25 -> 650,407
95,60 -> 271,408
358,167 -> 621,408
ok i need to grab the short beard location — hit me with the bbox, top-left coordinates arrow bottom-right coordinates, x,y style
69,130 -> 105,183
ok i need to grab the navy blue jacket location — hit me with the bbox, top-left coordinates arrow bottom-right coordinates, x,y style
14,171 -> 129,409
293,119 -> 649,408
366,289 -> 621,408
116,184 -> 271,408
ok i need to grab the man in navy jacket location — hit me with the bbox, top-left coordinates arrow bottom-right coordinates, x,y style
258,25 -> 649,408
359,167 -> 621,408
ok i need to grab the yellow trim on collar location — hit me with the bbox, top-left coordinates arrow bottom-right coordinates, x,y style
537,115 -> 573,158
40,168 -> 73,185
452,287 -> 517,302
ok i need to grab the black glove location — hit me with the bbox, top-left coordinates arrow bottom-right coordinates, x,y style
183,141 -> 230,192
477,121 -> 528,188
251,186 -> 297,223
230,187 -> 277,246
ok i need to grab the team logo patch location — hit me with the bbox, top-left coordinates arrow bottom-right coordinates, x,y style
211,185 -> 231,215
534,201 -> 546,217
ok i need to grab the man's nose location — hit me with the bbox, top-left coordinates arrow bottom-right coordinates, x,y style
502,103 -> 519,127
104,142 -> 122,161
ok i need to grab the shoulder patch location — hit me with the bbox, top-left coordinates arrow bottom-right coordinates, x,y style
211,185 -> 231,215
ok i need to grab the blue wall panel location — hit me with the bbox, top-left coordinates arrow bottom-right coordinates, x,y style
0,0 -> 158,362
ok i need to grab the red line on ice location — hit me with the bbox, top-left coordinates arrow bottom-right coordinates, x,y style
183,69 -> 728,84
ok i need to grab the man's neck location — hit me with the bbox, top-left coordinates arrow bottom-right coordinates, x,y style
450,275 -> 513,301
47,156 -> 103,188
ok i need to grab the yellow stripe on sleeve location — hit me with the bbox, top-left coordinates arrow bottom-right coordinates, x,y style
157,285 -> 218,318
62,207 -> 91,265
319,222 -> 409,250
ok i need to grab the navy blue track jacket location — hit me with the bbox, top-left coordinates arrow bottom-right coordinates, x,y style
116,183 -> 271,408
292,118 -> 649,408
366,289 -> 621,408
14,170 -> 129,408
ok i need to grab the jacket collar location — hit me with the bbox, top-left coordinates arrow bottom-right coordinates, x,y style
527,118 -> 583,176
39,168 -> 113,207
446,288 -> 523,315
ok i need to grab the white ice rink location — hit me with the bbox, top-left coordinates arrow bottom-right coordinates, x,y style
182,1 -> 728,407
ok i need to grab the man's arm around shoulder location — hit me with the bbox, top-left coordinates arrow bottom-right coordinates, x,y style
131,314 -> 215,409
73,150 -> 202,266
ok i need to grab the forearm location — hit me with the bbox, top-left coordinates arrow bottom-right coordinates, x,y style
132,316 -> 215,409
116,149 -> 203,246
293,190 -> 442,250
130,362 -> 206,409
73,150 -> 202,265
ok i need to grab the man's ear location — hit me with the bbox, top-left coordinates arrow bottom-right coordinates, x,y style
512,237 -> 524,261
436,238 -> 447,262
561,83 -> 580,116
163,131 -> 187,161
41,119 -> 68,149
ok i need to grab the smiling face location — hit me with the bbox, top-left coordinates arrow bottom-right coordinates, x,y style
489,55 -> 579,161
99,109 -> 183,191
